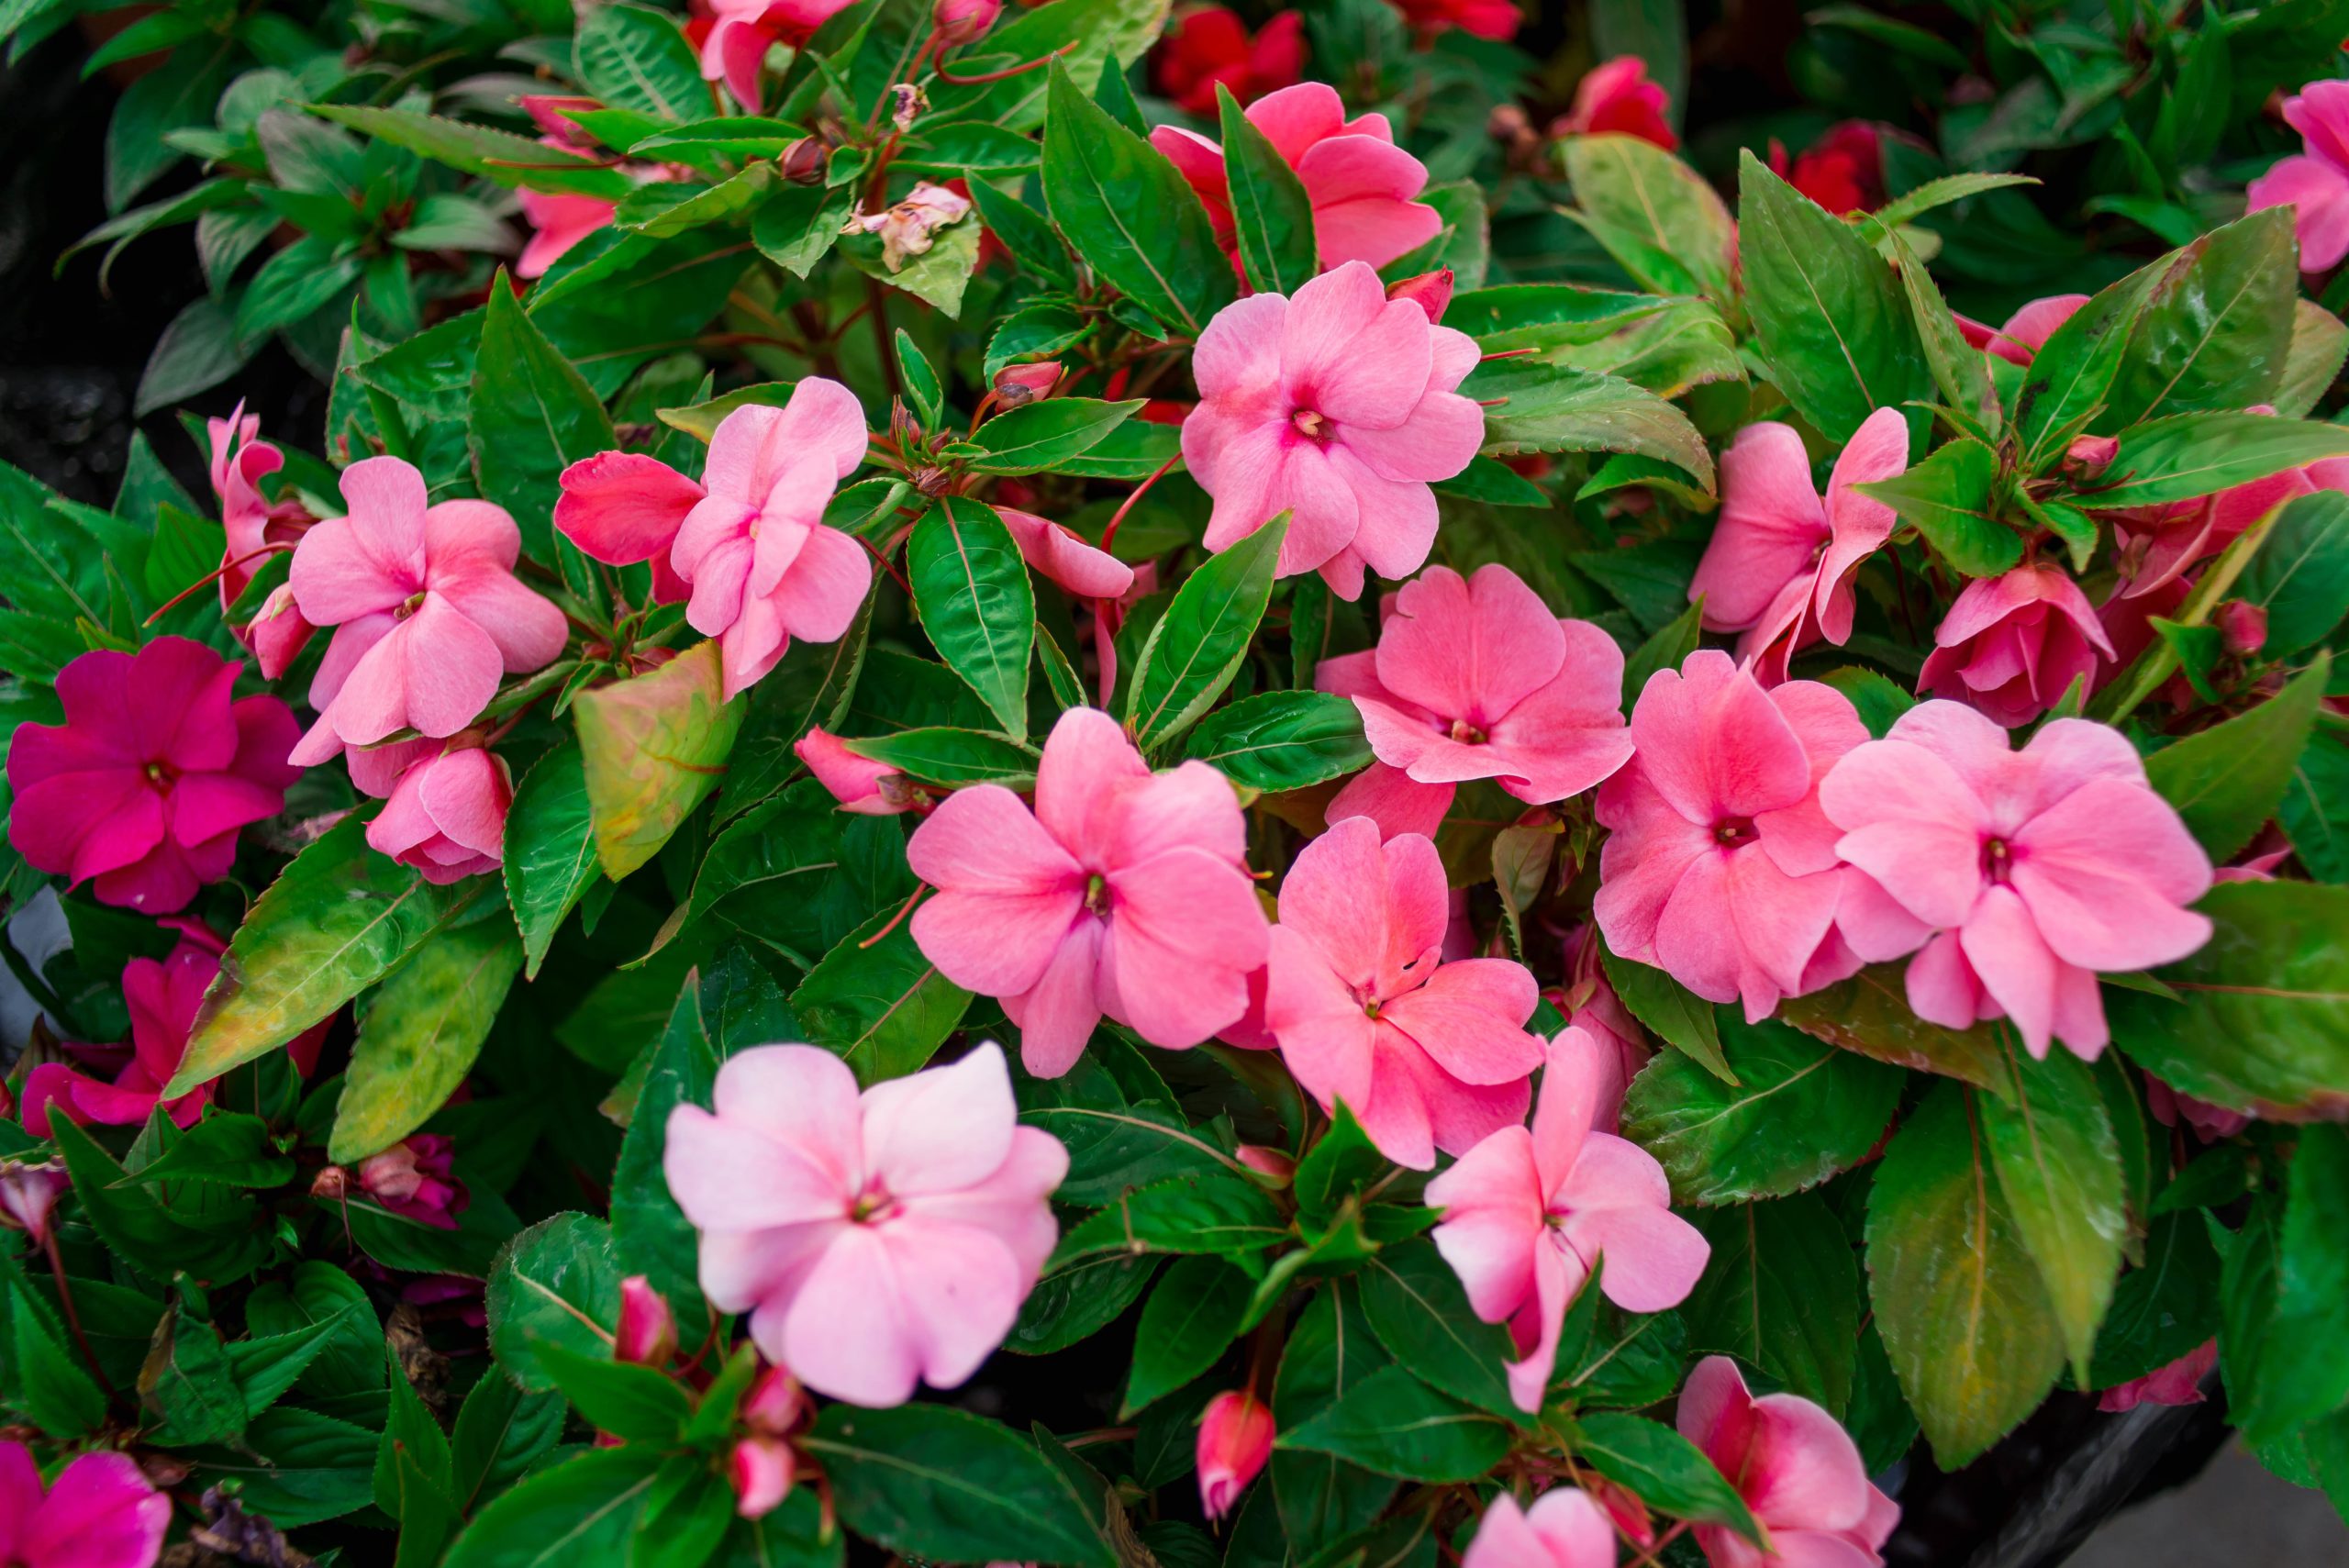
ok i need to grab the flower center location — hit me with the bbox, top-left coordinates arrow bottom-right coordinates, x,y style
850,1182 -> 899,1224
1982,836 -> 2013,884
1713,816 -> 1756,847
1449,718 -> 1486,745
1084,873 -> 1110,917
144,761 -> 175,785
1291,407 -> 1330,442
395,590 -> 427,620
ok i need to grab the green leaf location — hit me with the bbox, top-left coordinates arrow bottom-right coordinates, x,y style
1053,1172 -> 1290,1266
1278,1365 -> 1511,1482
2102,207 -> 2299,429
1573,1412 -> 1763,1539
1685,1195 -> 1860,1415
1123,1256 -> 1252,1417
2013,262 -> 2154,469
960,397 -> 1140,475
505,741 -> 601,980
1128,514 -> 1287,751
1867,172 -> 2040,230
1469,361 -> 1715,491
1269,1282 -> 1395,1551
535,1343 -> 691,1441
1357,1238 -> 1520,1418
575,639 -> 746,879
226,1312 -> 355,1423
1776,963 -> 2013,1093
1978,1043 -> 2125,1384
1014,1042 -> 1243,1207
1185,691 -> 1371,793
10,1284 -> 105,1437
2274,298 -> 2349,418
576,4 -> 707,121
1009,1253 -> 1159,1356
313,105 -> 636,199
128,1110 -> 293,1187
1600,946 -> 1730,1084
2228,1132 -> 2349,1444
907,497 -> 1034,735
485,1213 -> 623,1393
1563,134 -> 1735,306
792,906 -> 974,1084
2089,1210 -> 2221,1393
966,178 -> 1074,287
141,1304 -> 244,1446
376,1340 -> 458,1563
2238,494 -> 2349,658
844,727 -> 1039,786
2075,412 -> 2349,511
185,1407 -> 382,1529
1293,1102 -> 1387,1232
244,1262 -> 382,1411
1622,595 -> 1703,700
1217,83 -> 1316,295
472,271 -> 618,591
1857,438 -> 2021,578
610,981 -> 720,1330
2145,654 -> 2328,862
623,164 -> 781,238
440,1447 -> 664,1568
450,1377 -> 570,1516
331,921 -> 523,1163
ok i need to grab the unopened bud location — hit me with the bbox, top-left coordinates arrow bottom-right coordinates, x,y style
743,1366 -> 807,1434
2218,599 -> 2268,657
1234,1144 -> 1295,1180
614,1275 -> 678,1366
993,361 -> 1062,407
730,1436 -> 795,1518
1386,268 -> 1453,323
1196,1391 -> 1275,1521
933,0 -> 1002,46
1487,104 -> 1532,143
779,137 -> 829,186
913,465 -> 952,496
0,1160 -> 69,1246
310,1164 -> 349,1202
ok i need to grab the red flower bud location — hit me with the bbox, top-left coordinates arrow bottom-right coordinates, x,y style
2218,599 -> 2268,657
779,137 -> 829,186
934,0 -> 1001,46
993,361 -> 1063,407
730,1436 -> 795,1518
1196,1391 -> 1275,1520
614,1275 -> 678,1366
1386,268 -> 1453,323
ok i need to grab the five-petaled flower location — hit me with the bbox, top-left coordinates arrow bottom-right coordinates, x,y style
0,1442 -> 172,1568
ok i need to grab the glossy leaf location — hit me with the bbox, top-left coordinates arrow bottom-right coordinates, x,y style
907,497 -> 1034,735
575,639 -> 745,880
1684,1195 -> 1860,1415
792,906 -> 974,1084
1128,513 -> 1287,751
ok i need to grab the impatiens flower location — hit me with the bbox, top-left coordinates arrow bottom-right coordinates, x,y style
7,638 -> 301,912
731,1436 -> 795,1518
2097,1340 -> 2218,1413
287,457 -> 566,765
208,405 -> 317,678
1152,6 -> 1305,116
1428,1027 -> 1709,1411
1676,1356 -> 1898,1568
615,1276 -> 679,1365
849,181 -> 972,270
0,1442 -> 172,1568
1462,1488 -> 1620,1568
21,924 -> 227,1136
1559,925 -> 1648,1136
1689,407 -> 1908,683
907,707 -> 1268,1075
557,380 -> 873,699
1152,85 -> 1444,271
1954,294 -> 2087,366
364,739 -> 513,884
1196,1391 -> 1275,1520
1182,261 -> 1484,598
1821,701 -> 2214,1059
1392,0 -> 1523,40
701,0 -> 858,110
358,1134 -> 467,1229
0,1159 -> 69,1245
1551,58 -> 1675,150
1594,651 -> 1868,1022
2112,455 -> 2349,600
1769,121 -> 1884,215
1000,508 -> 1136,599
2246,80 -> 2349,272
795,728 -> 919,815
1917,564 -> 2115,727
662,1040 -> 1068,1406
517,185 -> 620,278
1316,564 -> 1632,836
1265,816 -> 1544,1170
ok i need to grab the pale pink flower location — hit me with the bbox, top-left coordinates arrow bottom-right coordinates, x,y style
1594,651 -> 1868,1022
1183,261 -> 1484,597
1550,57 -> 1676,150
1196,1391 -> 1275,1521
615,1275 -> 678,1366
365,740 -> 512,884
1677,1356 -> 1898,1568
1316,564 -> 1633,839
1953,294 -> 2087,366
287,457 -> 566,765
556,380 -> 873,700
1428,1028 -> 1709,1412
0,1442 -> 171,1568
702,0 -> 858,110
1688,407 -> 1907,683
1000,508 -> 1135,599
2097,1340 -> 2217,1413
662,1041 -> 1067,1407
1917,564 -> 2115,727
850,182 -> 972,271
1265,816 -> 1544,1170
2246,81 -> 2349,271
907,707 -> 1268,1075
1152,83 -> 1443,271
1463,1488 -> 1620,1568
794,728 -> 918,815
206,403 -> 317,677
1821,701 -> 2214,1060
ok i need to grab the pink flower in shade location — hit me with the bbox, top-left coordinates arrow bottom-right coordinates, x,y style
1183,261 -> 1485,599
730,1436 -> 795,1518
556,380 -> 873,700
7,639 -> 301,913
907,707 -> 1268,1076
207,406 -> 317,678
357,1135 -> 467,1229
517,186 -> 620,278
794,728 -> 919,815
1953,294 -> 2087,367
662,1040 -> 1068,1407
1152,85 -> 1445,272
0,1160 -> 70,1245
1196,1391 -> 1275,1520
1676,1356 -> 1898,1568
286,458 -> 566,766
1917,564 -> 2116,727
0,1442 -> 171,1568
1593,652 -> 1869,1023
1427,1027 -> 1709,1412
1462,1488 -> 1620,1568
1688,407 -> 1908,684
1391,0 -> 1522,40
21,926 -> 231,1137
364,740 -> 513,884
2096,1340 -> 2218,1413
999,508 -> 1136,599
615,1275 -> 679,1366
2144,1073 -> 2251,1140
1315,564 -> 1634,840
1264,816 -> 1545,1171
1559,924 -> 1649,1135
701,0 -> 858,110
1820,701 -> 2214,1060
1152,6 -> 1307,117
1550,58 -> 1676,150
2112,457 -> 2349,601
2246,81 -> 2349,272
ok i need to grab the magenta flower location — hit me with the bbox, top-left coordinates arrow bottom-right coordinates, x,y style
1196,1391 -> 1275,1521
907,707 -> 1268,1076
365,740 -> 513,884
8,639 -> 300,913
1264,816 -> 1543,1170
1917,564 -> 2115,728
0,1442 -> 171,1568
207,405 -> 316,678
1315,564 -> 1633,838
1820,701 -> 2213,1060
1594,651 -> 1868,1022
794,728 -> 918,815
1687,406 -> 1907,683
1000,508 -> 1135,599
358,1135 -> 467,1229
2246,81 -> 2349,271
1677,1356 -> 1898,1568
662,1040 -> 1068,1407
1181,260 -> 1485,598
557,381 -> 873,700
23,923 -> 228,1136
2096,1340 -> 2217,1413
701,0 -> 858,110
1462,1488 -> 1620,1568
1152,83 -> 1443,271
287,457 -> 566,765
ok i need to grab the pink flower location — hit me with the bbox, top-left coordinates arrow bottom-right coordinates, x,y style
1821,701 -> 2214,1060
556,380 -> 872,700
517,186 -> 620,278
358,1135 -> 467,1229
907,707 -> 1268,1076
701,0 -> 858,109
1182,261 -> 1485,598
615,1275 -> 678,1365
207,405 -> 317,677
1196,1391 -> 1275,1520
1316,564 -> 1632,838
2112,457 -> 2349,600
1953,294 -> 2087,367
1551,58 -> 1676,150
2246,81 -> 2349,272
0,1160 -> 69,1245
22,925 -> 228,1137
1594,651 -> 1868,1022
730,1436 -> 796,1518
1265,816 -> 1544,1170
1462,1488 -> 1620,1568
850,182 -> 973,271
364,740 -> 513,884
2144,1073 -> 2250,1140
1392,0 -> 1522,40
1688,407 -> 1908,684
0,1442 -> 171,1568
1676,1356 -> 1898,1568
1000,508 -> 1135,599
933,0 -> 999,47
287,457 -> 566,765
2097,1340 -> 2217,1413
1428,1027 -> 1709,1411
794,728 -> 918,815
1152,7 -> 1307,117
1917,564 -> 2115,727
662,1040 -> 1068,1406
1559,924 -> 1648,1135
1152,84 -> 1444,272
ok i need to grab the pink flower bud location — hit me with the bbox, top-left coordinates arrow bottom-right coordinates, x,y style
2218,599 -> 2268,657
993,361 -> 1063,407
1385,268 -> 1453,322
1196,1391 -> 1275,1520
0,1159 -> 69,1245
795,728 -> 918,816
730,1435 -> 795,1518
1234,1144 -> 1295,1180
780,137 -> 829,186
615,1275 -> 678,1366
934,0 -> 1000,45
743,1365 -> 808,1434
